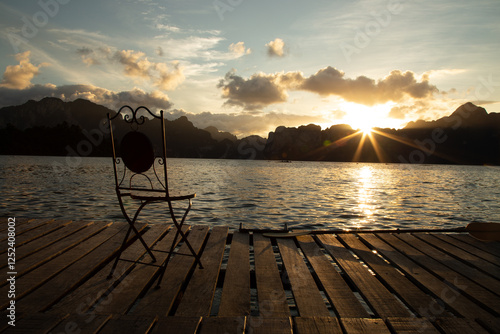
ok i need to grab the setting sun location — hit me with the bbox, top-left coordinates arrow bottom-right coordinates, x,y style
359,125 -> 373,134
339,102 -> 396,132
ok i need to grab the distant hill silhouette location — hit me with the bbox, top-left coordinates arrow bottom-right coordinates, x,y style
264,103 -> 500,164
405,102 -> 500,130
0,98 -> 233,158
0,98 -> 498,164
0,97 -> 111,131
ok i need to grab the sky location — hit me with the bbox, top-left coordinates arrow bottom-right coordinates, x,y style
0,0 -> 499,138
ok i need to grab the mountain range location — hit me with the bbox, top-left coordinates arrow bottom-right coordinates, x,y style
0,98 -> 499,165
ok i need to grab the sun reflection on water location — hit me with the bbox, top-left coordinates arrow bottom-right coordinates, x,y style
355,166 -> 377,229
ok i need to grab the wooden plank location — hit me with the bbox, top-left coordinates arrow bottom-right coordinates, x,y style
0,221 -> 110,280
2,221 -> 91,262
46,224 -> 168,315
0,220 -> 71,253
1,313 -> 68,333
416,233 -> 500,280
434,234 -> 500,268
277,238 -> 330,317
49,314 -> 111,334
247,317 -> 292,334
0,217 -> 32,232
294,317 -> 343,334
395,233 -> 500,313
94,225 -> 188,315
451,234 -> 500,256
433,317 -> 490,334
386,317 -> 440,333
0,311 -> 11,333
151,317 -> 202,334
476,317 -> 500,333
317,234 -> 411,319
362,234 -> 496,320
16,224 -> 166,315
97,315 -> 156,334
0,222 -> 120,309
0,218 -> 52,239
297,235 -> 370,318
198,316 -> 246,334
131,225 -> 210,316
340,318 -> 390,334
253,233 -> 290,317
218,232 -> 251,316
175,226 -> 229,317
339,234 -> 450,317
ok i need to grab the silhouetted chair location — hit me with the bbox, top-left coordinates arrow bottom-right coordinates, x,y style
106,105 -> 203,288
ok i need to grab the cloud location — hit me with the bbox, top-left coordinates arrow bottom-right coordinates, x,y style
331,109 -> 347,120
388,105 -> 411,119
112,50 -> 153,78
152,32 -> 248,61
154,61 -> 185,90
0,84 -> 172,110
228,42 -> 251,57
47,28 -> 108,42
218,67 -> 439,109
156,24 -> 181,33
161,35 -> 225,59
424,69 -> 467,78
111,49 -> 185,90
388,100 -> 435,120
76,47 -> 94,56
70,47 -> 186,91
76,47 -> 101,66
300,67 -> 438,105
217,70 -> 291,110
266,38 -> 287,57
0,51 -> 49,89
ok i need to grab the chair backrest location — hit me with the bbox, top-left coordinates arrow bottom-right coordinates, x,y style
107,106 -> 170,196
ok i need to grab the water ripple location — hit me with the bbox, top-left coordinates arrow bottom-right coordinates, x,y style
1,156 -> 499,231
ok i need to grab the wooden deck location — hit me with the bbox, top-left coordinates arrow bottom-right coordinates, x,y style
2,218 -> 500,333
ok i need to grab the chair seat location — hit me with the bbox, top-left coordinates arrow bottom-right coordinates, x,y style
121,188 -> 195,201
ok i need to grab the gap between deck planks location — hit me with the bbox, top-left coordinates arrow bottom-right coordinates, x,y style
1,218 -> 500,333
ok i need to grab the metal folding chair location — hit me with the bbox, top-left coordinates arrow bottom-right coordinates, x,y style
106,105 -> 203,288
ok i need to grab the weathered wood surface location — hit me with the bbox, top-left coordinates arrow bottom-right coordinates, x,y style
218,232 -> 251,316
317,234 -> 411,319
253,233 -> 290,317
277,237 -> 331,317
174,226 -> 228,317
297,235 -> 370,318
1,218 -> 499,333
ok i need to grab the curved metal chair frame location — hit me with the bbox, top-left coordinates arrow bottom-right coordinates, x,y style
107,106 -> 203,288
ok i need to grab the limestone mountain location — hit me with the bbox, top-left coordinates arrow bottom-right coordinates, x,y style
0,99 -> 498,164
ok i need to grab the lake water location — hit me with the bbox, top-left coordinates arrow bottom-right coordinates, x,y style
1,155 -> 499,231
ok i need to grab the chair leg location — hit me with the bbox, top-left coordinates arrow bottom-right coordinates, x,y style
108,224 -> 133,279
108,200 -> 157,280
176,227 -> 204,269
131,223 -> 156,263
129,200 -> 157,262
155,200 -> 203,288
171,200 -> 203,269
154,227 -> 181,289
